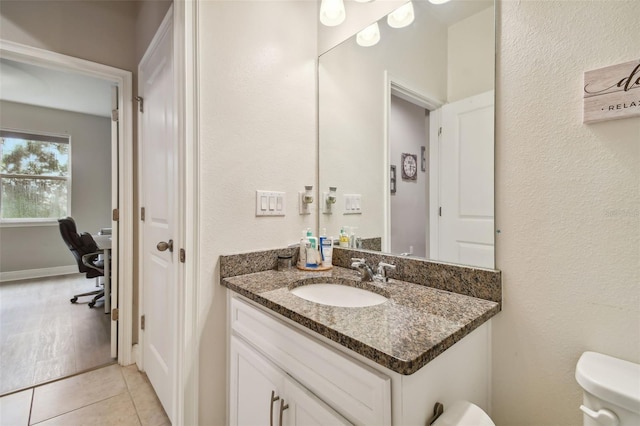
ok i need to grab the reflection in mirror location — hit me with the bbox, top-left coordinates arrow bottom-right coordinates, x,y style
318,0 -> 495,268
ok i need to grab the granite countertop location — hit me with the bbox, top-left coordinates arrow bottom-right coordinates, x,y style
221,266 -> 500,375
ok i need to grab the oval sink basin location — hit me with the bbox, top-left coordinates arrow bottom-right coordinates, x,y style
290,283 -> 388,308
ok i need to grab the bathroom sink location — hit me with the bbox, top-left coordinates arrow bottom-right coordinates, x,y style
290,280 -> 388,308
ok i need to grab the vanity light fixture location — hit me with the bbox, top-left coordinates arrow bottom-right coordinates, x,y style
428,0 -> 451,4
356,22 -> 381,47
320,0 -> 346,27
323,187 -> 338,214
387,1 -> 414,29
299,185 -> 314,215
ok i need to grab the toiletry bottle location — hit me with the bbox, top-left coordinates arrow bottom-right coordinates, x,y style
339,227 -> 349,248
297,229 -> 308,268
306,229 -> 319,267
320,236 -> 333,267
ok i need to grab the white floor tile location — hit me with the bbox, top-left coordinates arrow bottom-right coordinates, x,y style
0,389 -> 33,426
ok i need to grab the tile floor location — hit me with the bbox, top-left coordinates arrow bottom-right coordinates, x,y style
0,274 -> 112,394
0,364 -> 170,425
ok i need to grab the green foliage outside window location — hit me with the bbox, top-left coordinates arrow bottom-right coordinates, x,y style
1,135 -> 70,221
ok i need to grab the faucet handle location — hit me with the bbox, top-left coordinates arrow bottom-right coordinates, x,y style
376,262 -> 396,281
350,257 -> 366,267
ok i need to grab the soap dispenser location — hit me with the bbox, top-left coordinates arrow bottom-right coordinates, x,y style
339,227 -> 350,248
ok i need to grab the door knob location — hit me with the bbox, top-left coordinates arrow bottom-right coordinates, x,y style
157,240 -> 173,252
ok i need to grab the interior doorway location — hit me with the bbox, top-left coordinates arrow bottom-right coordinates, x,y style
0,40 -> 134,393
389,94 -> 429,258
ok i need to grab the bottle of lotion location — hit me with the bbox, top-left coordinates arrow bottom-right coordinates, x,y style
305,228 -> 319,267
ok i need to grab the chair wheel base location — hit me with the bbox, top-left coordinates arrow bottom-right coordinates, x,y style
88,301 -> 96,308
70,297 -> 78,303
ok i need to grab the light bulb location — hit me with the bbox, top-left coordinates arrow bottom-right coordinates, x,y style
356,22 -> 381,47
320,0 -> 346,27
428,0 -> 451,4
387,2 -> 414,29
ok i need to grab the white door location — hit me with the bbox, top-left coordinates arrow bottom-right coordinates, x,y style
439,91 -> 494,268
139,10 -> 177,422
230,336 -> 285,425
109,85 -> 119,358
283,377 -> 352,426
230,336 -> 352,426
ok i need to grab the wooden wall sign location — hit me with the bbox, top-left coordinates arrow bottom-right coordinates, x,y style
583,59 -> 640,123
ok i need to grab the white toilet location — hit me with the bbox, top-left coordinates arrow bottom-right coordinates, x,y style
431,351 -> 640,426
431,401 -> 495,426
576,351 -> 640,426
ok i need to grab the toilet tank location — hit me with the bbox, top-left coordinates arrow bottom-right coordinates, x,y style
576,352 -> 640,426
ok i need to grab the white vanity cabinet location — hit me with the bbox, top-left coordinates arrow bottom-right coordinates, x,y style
229,295 -> 392,425
228,294 -> 491,426
230,335 -> 351,425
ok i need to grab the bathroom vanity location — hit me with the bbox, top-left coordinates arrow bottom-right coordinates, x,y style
221,249 -> 501,425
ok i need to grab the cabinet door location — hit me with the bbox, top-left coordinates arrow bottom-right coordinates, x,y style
282,377 -> 353,426
230,336 -> 284,426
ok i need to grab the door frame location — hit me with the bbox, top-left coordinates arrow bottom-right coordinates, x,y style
0,39 -> 135,365
135,2 -> 200,424
383,72 -> 442,255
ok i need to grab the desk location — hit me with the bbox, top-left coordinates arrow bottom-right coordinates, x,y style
93,234 -> 112,314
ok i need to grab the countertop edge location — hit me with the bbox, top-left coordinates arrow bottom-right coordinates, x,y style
221,277 -> 500,375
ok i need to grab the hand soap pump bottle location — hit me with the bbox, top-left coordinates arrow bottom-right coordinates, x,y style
339,227 -> 350,248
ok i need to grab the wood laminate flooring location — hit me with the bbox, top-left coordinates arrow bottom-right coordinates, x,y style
0,274 -> 113,395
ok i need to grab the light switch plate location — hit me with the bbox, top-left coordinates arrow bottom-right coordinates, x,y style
256,191 -> 285,216
344,194 -> 362,215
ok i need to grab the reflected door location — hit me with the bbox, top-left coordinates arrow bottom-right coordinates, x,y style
439,91 -> 494,268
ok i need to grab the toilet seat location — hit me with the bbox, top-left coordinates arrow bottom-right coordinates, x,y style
431,400 -> 495,426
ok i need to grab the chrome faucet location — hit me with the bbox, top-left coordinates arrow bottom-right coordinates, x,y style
350,258 -> 375,282
376,262 -> 397,283
351,258 -> 397,283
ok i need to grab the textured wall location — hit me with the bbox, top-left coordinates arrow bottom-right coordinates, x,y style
493,1 -> 640,424
197,2 -> 317,424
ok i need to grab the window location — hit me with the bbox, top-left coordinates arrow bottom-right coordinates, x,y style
0,130 -> 71,224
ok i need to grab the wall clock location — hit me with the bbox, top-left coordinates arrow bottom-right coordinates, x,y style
401,153 -> 417,180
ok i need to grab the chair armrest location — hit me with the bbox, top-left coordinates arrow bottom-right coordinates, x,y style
81,251 -> 105,274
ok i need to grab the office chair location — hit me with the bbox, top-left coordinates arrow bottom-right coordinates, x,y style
58,217 -> 107,308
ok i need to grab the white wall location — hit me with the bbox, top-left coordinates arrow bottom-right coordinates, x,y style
0,101 -> 112,272
0,0 -> 136,71
448,6 -> 494,102
390,95 -> 428,258
197,2 -> 317,424
494,1 -> 640,424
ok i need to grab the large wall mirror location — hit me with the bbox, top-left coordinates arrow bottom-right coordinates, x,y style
318,0 -> 495,269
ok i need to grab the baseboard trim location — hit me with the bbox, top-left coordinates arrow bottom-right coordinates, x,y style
0,265 -> 78,282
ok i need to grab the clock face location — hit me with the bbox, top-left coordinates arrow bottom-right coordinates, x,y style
401,154 -> 417,180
